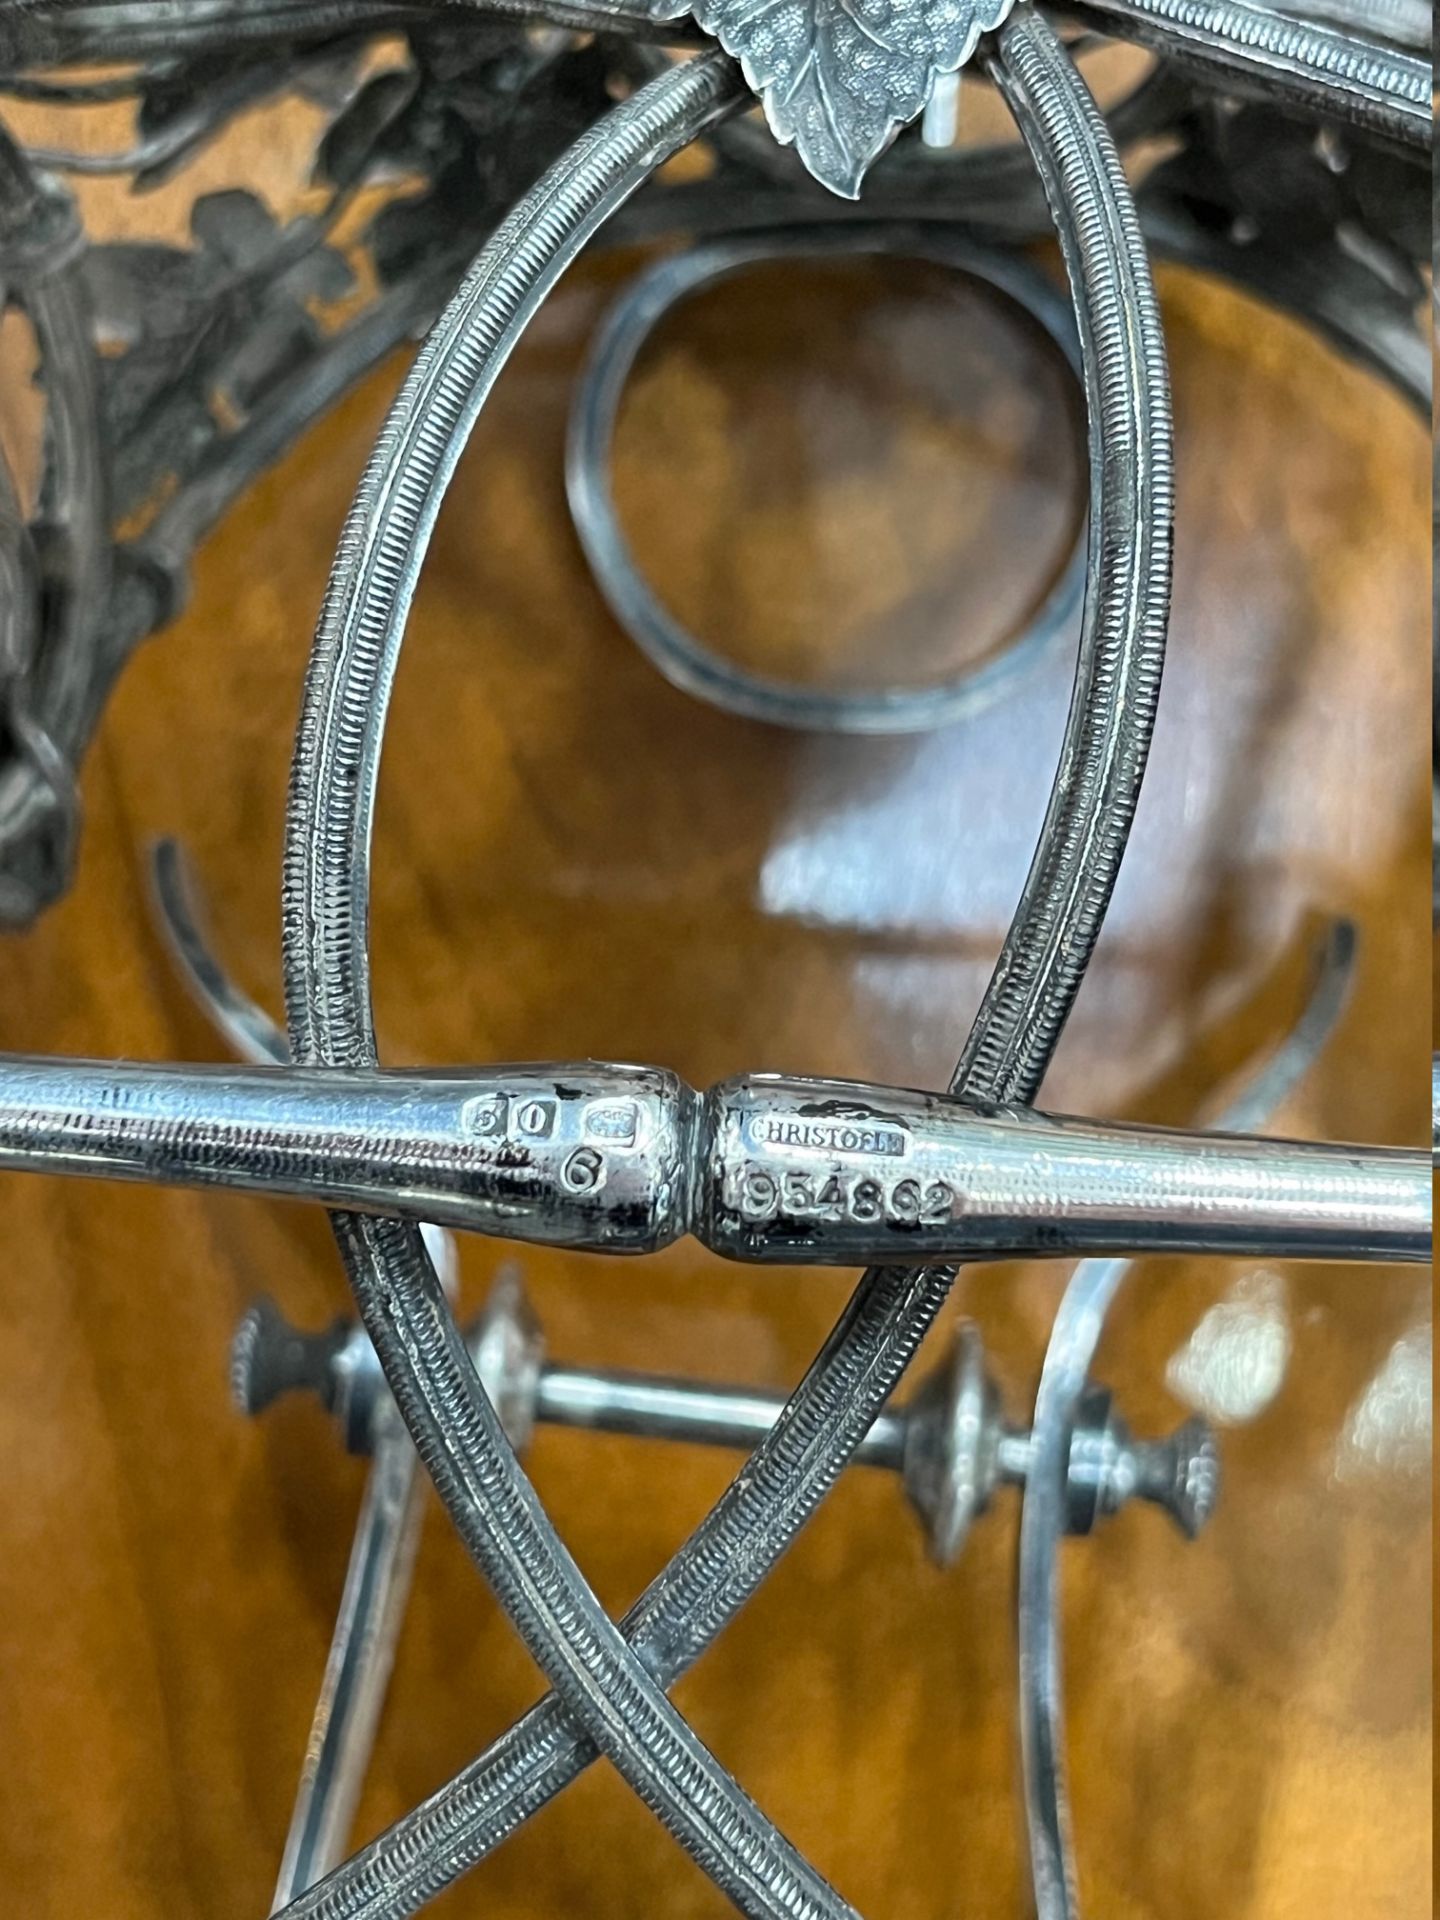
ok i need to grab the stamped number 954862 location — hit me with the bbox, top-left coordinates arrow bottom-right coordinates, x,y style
725,1164 -> 958,1227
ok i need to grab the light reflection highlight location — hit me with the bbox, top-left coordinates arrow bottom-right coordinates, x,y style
1166,1269 -> 1292,1426
1335,1321 -> 1433,1487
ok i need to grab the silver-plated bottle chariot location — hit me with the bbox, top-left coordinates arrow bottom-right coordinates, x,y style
0,4 -> 1430,1918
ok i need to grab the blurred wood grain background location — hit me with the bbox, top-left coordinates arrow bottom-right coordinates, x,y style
0,69 -> 1431,1920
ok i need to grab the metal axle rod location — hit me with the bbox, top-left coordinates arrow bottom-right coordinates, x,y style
147,836 -> 1216,1900
235,1269 -> 1220,1566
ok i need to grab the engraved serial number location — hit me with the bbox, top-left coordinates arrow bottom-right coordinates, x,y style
726,1163 -> 956,1228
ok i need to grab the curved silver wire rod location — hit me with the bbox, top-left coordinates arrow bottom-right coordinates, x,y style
149,837 -> 290,1066
24,111 -> 216,176
0,68 -> 157,104
1017,914 -> 1366,1920
1211,917 -> 1358,1137
566,227 -> 1088,735
4,0 -> 1425,144
1070,0 -> 1430,145
281,49 -> 867,1920
0,1054 -> 1426,1264
147,835 -> 452,1906
274,7 -> 1176,1916
270,1393 -> 426,1910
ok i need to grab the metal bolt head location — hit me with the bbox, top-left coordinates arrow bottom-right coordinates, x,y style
229,1294 -> 348,1419
1066,1387 -> 1220,1538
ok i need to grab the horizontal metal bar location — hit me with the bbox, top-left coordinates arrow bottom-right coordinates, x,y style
534,1364 -> 911,1467
0,1055 -> 1426,1264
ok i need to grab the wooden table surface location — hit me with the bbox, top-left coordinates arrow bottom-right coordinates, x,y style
0,82 -> 1431,1920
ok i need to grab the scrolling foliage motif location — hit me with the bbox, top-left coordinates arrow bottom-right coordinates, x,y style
0,20 -> 618,924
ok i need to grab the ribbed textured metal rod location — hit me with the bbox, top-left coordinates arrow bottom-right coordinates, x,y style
7,0 -> 1423,147
278,12 -> 1177,1917
280,47 -> 867,1920
1074,0 -> 1430,146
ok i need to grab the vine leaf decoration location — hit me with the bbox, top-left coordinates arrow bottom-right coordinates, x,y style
646,0 -> 1016,196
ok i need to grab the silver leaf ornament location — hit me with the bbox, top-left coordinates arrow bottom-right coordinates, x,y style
647,0 -> 1017,197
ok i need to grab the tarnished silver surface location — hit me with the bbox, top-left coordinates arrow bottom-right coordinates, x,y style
0,1055 -> 1424,1263
639,0 -> 1017,197
893,1318 -> 1217,1555
240,1248 -> 458,1907
243,1272 -> 1220,1562
269,1384 -> 425,1909
150,835 -> 452,1908
283,53 -> 864,1920
0,1054 -> 696,1250
1073,0 -> 1429,144
701,1073 -> 1425,1264
0,4 -> 1427,913
231,1257 -> 1216,1914
0,1 -> 1428,1915
269,12 -> 1176,1912
241,1262 -> 448,1910
0,124 -> 100,923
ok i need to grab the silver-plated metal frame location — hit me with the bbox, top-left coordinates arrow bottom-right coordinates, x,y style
269,17 -> 1176,1916
0,1054 -> 1426,1262
0,1 -> 1427,915
0,4 -> 1429,1918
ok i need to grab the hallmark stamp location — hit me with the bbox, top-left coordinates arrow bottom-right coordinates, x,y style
515,1099 -> 556,1140
745,1114 -> 908,1160
583,1099 -> 639,1147
460,1095 -> 508,1140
